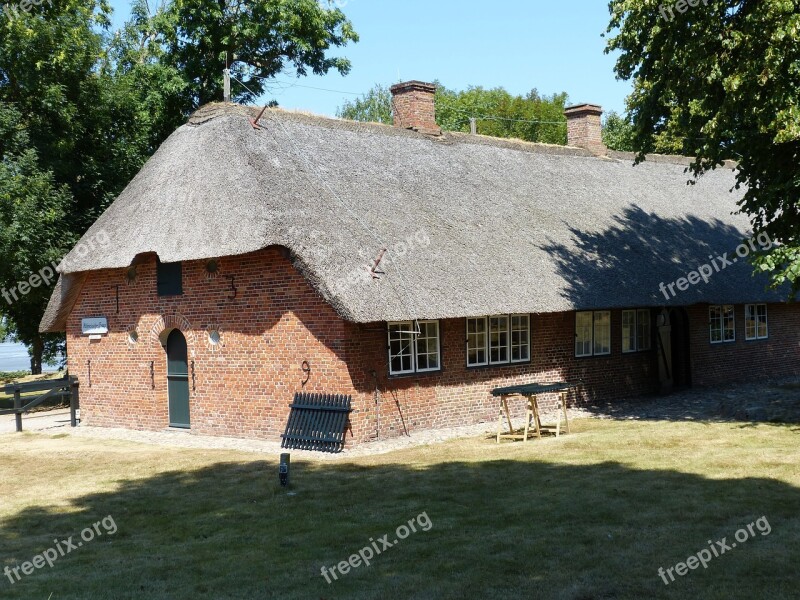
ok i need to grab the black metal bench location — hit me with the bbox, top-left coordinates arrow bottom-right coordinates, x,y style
281,392 -> 352,453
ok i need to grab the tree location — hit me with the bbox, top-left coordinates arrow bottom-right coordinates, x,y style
602,111 -> 636,152
152,0 -> 359,108
0,103 -> 75,372
337,84 -> 393,124
606,1 -> 800,292
338,83 -> 570,145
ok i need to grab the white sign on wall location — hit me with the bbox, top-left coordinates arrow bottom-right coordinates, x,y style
81,317 -> 108,336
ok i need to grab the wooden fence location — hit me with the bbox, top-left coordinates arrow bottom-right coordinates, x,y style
1,376 -> 79,432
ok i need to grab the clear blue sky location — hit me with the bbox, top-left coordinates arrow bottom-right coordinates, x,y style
107,0 -> 631,118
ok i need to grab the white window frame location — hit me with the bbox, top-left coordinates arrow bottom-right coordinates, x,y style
510,314 -> 531,363
622,309 -> 652,353
575,311 -> 593,357
745,304 -> 768,341
710,305 -> 735,344
466,314 -> 530,367
575,311 -> 611,357
387,320 -> 441,376
415,320 -> 441,373
466,317 -> 489,367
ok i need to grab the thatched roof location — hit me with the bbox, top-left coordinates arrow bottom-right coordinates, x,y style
40,103 -> 784,333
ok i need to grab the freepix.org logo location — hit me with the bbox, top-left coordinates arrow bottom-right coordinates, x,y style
1,230 -> 110,307
658,232 -> 774,300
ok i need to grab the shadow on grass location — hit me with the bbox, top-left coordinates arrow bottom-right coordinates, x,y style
1,455 -> 798,600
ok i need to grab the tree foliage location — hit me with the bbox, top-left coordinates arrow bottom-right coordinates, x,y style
0,102 -> 75,369
151,0 -> 358,107
339,83 -> 569,145
606,0 -> 800,292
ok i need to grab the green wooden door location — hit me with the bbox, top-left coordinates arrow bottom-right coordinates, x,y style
167,329 -> 190,428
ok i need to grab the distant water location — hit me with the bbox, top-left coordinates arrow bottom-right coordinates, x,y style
0,342 -> 60,373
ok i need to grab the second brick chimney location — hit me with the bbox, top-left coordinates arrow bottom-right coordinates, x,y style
564,104 -> 605,155
390,81 -> 441,135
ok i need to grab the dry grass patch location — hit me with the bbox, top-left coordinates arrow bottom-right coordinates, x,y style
1,418 -> 798,599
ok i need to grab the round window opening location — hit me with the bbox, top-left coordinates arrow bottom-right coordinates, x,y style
205,259 -> 220,275
208,330 -> 221,346
128,330 -> 139,344
126,266 -> 137,283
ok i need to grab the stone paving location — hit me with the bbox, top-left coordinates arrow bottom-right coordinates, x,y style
2,377 -> 799,458
581,376 -> 800,424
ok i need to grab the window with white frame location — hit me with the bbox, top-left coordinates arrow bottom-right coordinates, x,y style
489,316 -> 510,364
710,305 -> 735,343
388,320 -> 441,375
622,309 -> 652,353
466,315 -> 529,367
510,315 -> 530,362
466,318 -> 488,366
575,311 -> 611,357
745,304 -> 768,340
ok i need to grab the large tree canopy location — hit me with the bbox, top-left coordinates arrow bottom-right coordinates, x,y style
151,0 -> 359,107
606,0 -> 800,292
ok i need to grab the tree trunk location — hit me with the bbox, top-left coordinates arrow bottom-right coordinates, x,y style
30,336 -> 43,375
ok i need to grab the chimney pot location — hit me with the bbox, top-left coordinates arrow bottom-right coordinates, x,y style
390,80 -> 441,135
564,104 -> 605,155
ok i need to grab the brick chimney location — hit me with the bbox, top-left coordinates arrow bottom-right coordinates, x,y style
564,104 -> 605,155
390,81 -> 441,135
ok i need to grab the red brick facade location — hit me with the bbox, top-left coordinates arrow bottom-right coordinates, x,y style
66,248 -> 800,445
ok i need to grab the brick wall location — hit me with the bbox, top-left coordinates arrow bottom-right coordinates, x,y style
687,303 -> 800,386
66,247 -> 354,438
66,250 -> 800,445
345,310 -> 658,443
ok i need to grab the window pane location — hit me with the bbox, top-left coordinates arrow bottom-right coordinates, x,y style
575,312 -> 593,357
622,310 -> 636,353
510,315 -> 530,362
723,305 -> 735,341
637,309 -> 651,351
489,316 -> 509,364
710,306 -> 722,343
157,261 -> 183,296
745,305 -> 757,340
757,305 -> 768,338
593,311 -> 611,355
388,322 -> 415,374
416,320 -> 440,371
466,318 -> 488,366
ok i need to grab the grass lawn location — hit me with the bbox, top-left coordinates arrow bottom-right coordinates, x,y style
1,418 -> 798,599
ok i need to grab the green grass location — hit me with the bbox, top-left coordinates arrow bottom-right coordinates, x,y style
0,371 -> 29,384
1,419 -> 799,599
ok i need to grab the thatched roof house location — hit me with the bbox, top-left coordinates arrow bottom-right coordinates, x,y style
39,81 -> 797,444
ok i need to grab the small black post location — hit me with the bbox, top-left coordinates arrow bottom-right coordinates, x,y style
279,453 -> 290,487
70,378 -> 80,427
13,387 -> 22,433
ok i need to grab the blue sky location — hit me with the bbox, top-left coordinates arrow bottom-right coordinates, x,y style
107,0 -> 632,118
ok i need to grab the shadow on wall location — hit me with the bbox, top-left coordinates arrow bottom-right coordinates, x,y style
540,205 -> 781,309
1,453 -> 798,599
